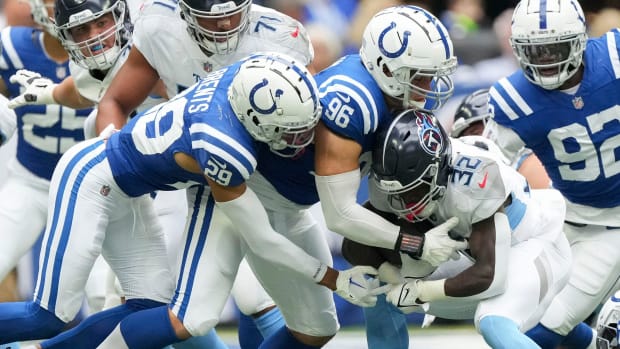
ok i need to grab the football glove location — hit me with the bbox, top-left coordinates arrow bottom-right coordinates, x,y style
377,261 -> 405,284
421,217 -> 468,266
8,69 -> 57,108
386,279 -> 424,314
335,265 -> 389,307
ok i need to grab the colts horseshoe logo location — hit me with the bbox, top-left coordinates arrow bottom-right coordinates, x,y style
249,79 -> 283,114
378,22 -> 411,58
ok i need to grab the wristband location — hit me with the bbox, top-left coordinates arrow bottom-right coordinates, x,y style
312,263 -> 328,283
417,279 -> 446,302
395,229 -> 425,259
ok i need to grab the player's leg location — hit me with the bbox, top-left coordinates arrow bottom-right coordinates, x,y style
231,258 -> 284,349
527,223 -> 620,349
97,186 -> 244,348
0,170 -> 48,280
247,208 -> 339,348
476,231 -> 572,349
0,139 -> 112,343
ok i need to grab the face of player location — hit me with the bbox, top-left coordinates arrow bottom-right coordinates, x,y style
196,12 -> 243,42
524,42 -> 571,76
68,13 -> 117,55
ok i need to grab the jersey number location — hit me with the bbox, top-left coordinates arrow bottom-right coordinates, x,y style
548,105 -> 620,181
325,96 -> 353,128
21,105 -> 84,153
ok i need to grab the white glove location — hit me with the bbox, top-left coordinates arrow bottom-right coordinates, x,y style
421,217 -> 468,266
7,69 -> 57,108
386,280 -> 423,314
335,265 -> 390,307
377,261 -> 405,284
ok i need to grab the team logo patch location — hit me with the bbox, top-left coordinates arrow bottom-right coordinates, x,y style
415,111 -> 445,155
100,185 -> 111,196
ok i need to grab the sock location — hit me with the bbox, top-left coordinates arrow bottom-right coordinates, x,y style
120,306 -> 181,349
0,301 -> 65,343
254,307 -> 285,341
526,323 -> 565,349
40,299 -> 167,349
238,312 -> 263,349
560,322 -> 595,349
173,329 -> 228,349
480,316 -> 539,349
363,294 -> 408,349
258,326 -> 320,349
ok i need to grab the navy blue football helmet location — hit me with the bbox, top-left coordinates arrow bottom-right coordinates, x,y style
179,0 -> 252,55
450,88 -> 491,138
372,109 -> 452,221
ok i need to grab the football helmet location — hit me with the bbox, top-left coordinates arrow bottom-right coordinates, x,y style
450,89 -> 491,138
228,52 -> 321,158
596,291 -> 620,349
30,0 -> 57,37
360,5 -> 457,110
371,109 -> 452,221
179,0 -> 252,55
510,0 -> 587,89
55,0 -> 132,71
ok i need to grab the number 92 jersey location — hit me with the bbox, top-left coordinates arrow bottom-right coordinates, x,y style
105,63 -> 258,197
488,29 -> 620,209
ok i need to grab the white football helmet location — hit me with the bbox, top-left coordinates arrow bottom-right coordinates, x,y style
29,0 -> 57,38
54,0 -> 132,71
360,5 -> 457,111
229,52 -> 321,158
179,0 -> 251,55
597,291 -> 620,349
510,0 -> 587,89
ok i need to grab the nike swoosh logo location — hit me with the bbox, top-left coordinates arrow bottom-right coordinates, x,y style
291,27 -> 300,38
349,277 -> 363,289
335,92 -> 351,103
401,287 -> 410,305
478,172 -> 489,188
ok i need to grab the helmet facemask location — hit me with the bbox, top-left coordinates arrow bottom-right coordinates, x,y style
180,0 -> 251,56
390,66 -> 456,110
511,34 -> 586,89
30,0 -> 58,38
57,0 -> 130,71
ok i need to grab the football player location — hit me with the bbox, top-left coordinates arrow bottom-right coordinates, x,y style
483,1 -> 620,347
374,109 -> 572,348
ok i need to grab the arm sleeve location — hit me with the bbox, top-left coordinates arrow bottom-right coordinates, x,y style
216,187 -> 326,282
0,94 -> 17,145
315,169 -> 400,250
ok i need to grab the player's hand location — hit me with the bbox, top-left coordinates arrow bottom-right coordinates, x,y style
386,279 -> 423,314
421,217 -> 467,266
335,265 -> 390,307
377,261 -> 405,284
7,69 -> 57,108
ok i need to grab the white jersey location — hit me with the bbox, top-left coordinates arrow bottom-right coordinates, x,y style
69,50 -> 128,104
432,138 -> 554,244
133,0 -> 313,98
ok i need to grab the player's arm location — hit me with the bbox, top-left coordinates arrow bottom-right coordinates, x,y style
387,211 -> 511,311
96,47 -> 161,134
314,121 -> 401,249
6,70 -> 94,109
207,177 -> 384,307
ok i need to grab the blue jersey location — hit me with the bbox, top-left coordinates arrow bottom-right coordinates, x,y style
106,63 -> 259,197
255,55 -> 392,205
0,27 -> 91,180
489,29 -> 620,208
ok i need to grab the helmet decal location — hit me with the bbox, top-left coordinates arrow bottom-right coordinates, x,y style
378,22 -> 411,58
249,79 -> 283,115
415,112 -> 444,155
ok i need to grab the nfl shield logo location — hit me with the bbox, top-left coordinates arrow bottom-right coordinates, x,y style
100,185 -> 110,196
572,96 -> 584,110
203,62 -> 213,72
